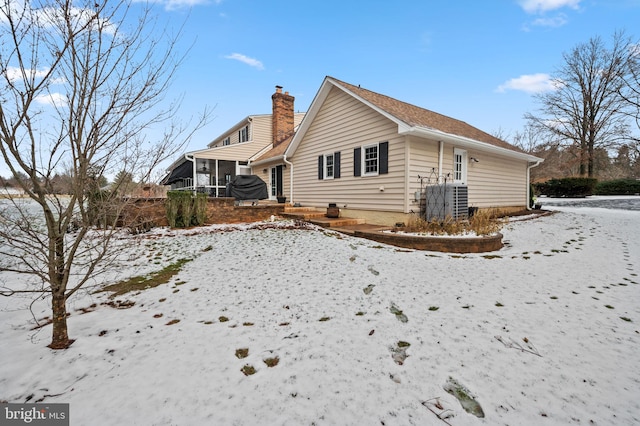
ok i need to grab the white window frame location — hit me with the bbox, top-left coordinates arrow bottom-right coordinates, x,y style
362,143 -> 379,176
270,167 -> 277,197
324,153 -> 334,180
239,125 -> 249,143
453,148 -> 467,184
223,137 -> 230,146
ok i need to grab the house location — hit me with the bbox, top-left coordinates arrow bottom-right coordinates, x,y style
160,86 -> 305,199
280,76 -> 543,225
162,77 -> 542,226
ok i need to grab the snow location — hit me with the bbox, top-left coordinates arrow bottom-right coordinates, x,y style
1,197 -> 639,425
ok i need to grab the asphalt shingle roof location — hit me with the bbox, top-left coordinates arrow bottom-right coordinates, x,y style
330,77 -> 525,153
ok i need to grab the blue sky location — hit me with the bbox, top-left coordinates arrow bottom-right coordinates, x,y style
160,0 -> 638,156
2,0 -> 639,179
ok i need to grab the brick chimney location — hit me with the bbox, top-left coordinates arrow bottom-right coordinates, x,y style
272,85 -> 295,147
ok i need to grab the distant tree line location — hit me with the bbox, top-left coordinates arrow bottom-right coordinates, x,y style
511,31 -> 640,181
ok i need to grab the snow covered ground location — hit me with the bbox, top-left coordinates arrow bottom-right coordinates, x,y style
1,197 -> 639,425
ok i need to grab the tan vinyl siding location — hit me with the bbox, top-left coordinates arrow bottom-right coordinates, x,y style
194,142 -> 268,162
465,150 -> 528,208
435,145 -> 527,208
406,139 -> 528,210
407,136 -> 440,191
291,87 -> 406,212
250,116 -> 271,145
195,116 -> 276,161
293,113 -> 305,128
208,115 -> 272,148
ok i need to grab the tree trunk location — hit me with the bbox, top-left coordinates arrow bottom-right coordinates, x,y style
49,291 -> 73,349
588,144 -> 595,178
49,233 -> 72,349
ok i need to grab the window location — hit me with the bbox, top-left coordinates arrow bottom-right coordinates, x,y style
453,148 -> 467,183
318,152 -> 341,180
364,144 -> 378,175
223,137 -> 230,146
325,154 -> 334,179
239,125 -> 249,143
354,142 -> 388,177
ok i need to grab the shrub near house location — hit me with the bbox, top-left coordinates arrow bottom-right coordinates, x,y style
166,191 -> 207,228
535,178 -> 598,198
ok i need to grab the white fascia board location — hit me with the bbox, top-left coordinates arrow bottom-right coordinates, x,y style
285,78 -> 333,157
165,153 -> 193,172
251,154 -> 284,168
401,126 -> 544,163
248,145 -> 277,164
286,77 -> 408,157
206,115 -> 266,148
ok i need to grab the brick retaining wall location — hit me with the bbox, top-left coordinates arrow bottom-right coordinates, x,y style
353,229 -> 503,253
122,198 -> 286,228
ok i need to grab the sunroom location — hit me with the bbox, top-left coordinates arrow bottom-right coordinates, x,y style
160,154 -> 251,196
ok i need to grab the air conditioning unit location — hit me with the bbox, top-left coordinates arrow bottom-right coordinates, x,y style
423,183 -> 468,221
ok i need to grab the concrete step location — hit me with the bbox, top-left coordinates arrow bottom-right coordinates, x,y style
283,206 -> 320,213
309,217 -> 366,228
281,210 -> 328,220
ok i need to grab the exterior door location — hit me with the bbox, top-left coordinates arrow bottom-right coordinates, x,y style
453,148 -> 467,184
270,165 -> 283,199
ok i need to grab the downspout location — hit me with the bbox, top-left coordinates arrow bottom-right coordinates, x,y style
526,160 -> 542,210
283,155 -> 294,205
438,140 -> 444,183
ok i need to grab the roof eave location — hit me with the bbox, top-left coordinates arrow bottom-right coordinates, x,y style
402,126 -> 543,162
207,115 -> 260,148
164,153 -> 193,173
287,77 -> 409,157
251,154 -> 285,167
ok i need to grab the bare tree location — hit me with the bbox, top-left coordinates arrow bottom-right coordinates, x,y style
525,31 -> 633,177
0,0 -> 209,349
619,39 -> 640,143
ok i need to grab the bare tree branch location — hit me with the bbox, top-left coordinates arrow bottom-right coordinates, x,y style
0,0 -> 211,349
525,31 -> 634,178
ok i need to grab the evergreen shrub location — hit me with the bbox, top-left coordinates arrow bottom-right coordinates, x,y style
535,177 -> 598,198
166,191 -> 207,228
594,179 -> 640,195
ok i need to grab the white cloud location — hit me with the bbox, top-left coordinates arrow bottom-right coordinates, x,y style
5,66 -> 50,83
224,53 -> 264,70
164,0 -> 210,11
132,0 -> 216,11
529,13 -> 568,28
497,73 -> 559,94
34,92 -> 68,108
518,0 -> 581,14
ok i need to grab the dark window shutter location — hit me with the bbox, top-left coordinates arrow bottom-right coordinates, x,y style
334,152 -> 341,178
354,147 -> 361,177
318,155 -> 324,180
379,141 -> 389,175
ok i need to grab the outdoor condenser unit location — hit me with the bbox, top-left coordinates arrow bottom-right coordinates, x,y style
424,183 -> 469,221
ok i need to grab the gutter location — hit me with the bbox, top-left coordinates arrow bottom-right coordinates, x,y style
283,155 -> 294,204
438,140 -> 444,183
526,160 -> 543,210
250,154 -> 284,168
401,125 -> 542,163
